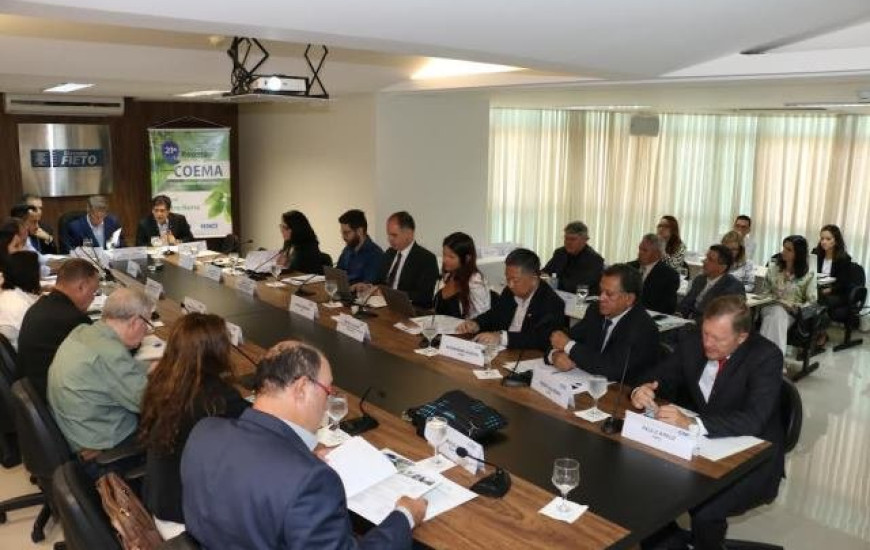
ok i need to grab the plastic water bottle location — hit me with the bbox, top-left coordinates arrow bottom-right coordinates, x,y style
550,272 -> 559,290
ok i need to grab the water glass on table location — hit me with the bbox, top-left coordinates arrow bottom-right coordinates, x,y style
424,416 -> 448,465
552,458 -> 580,514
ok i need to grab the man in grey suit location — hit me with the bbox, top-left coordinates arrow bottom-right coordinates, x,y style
678,244 -> 745,319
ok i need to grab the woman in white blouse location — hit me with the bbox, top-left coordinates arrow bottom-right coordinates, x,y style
434,232 -> 490,319
0,251 -> 42,350
721,230 -> 756,292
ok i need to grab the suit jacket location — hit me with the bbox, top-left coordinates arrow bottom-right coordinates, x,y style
474,282 -> 567,351
642,328 -> 785,505
284,240 -> 328,275
135,213 -> 194,246
62,214 -> 124,251
181,408 -> 412,550
17,290 -> 92,401
28,222 -> 56,254
377,242 -> 439,308
561,303 -> 660,385
543,246 -> 605,294
627,260 -> 680,314
814,251 -> 852,298
678,273 -> 745,319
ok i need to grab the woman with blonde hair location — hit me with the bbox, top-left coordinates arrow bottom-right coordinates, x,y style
721,230 -> 756,292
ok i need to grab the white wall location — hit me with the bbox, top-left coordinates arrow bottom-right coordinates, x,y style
238,94 -> 377,259
374,92 -> 490,252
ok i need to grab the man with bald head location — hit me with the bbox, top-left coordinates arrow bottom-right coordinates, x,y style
182,340 -> 426,550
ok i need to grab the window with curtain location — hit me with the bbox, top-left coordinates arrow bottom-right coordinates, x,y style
488,108 -> 870,272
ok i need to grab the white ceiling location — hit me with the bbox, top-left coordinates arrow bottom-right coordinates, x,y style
1,1 -> 870,106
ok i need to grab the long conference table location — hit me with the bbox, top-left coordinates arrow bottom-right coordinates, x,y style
111,254 -> 774,550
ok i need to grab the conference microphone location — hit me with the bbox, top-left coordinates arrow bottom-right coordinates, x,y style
246,249 -> 284,281
292,273 -> 318,298
353,286 -> 379,319
455,447 -> 511,498
500,313 -> 555,387
78,242 -> 117,283
602,347 -> 631,435
419,278 -> 444,348
339,387 -> 380,436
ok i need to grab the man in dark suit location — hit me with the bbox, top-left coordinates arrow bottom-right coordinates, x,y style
627,233 -> 680,314
678,244 -> 745,319
21,193 -> 56,253
63,195 -> 124,251
181,341 -> 426,550
459,248 -> 566,351
18,259 -> 100,401
375,211 -> 439,308
543,220 -> 605,295
632,295 -> 784,550
135,194 -> 194,246
549,263 -> 660,385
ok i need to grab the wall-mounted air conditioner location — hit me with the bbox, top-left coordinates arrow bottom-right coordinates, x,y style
3,94 -> 125,116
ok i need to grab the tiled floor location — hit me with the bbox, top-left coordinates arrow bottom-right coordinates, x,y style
1,333 -> 869,548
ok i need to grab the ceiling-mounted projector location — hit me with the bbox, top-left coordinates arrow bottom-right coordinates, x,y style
223,38 -> 328,101
252,76 -> 308,94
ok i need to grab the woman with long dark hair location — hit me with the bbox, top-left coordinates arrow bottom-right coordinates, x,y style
276,210 -> 327,275
140,313 -> 249,538
0,251 -> 41,350
812,224 -> 852,307
759,235 -> 817,355
435,232 -> 490,319
656,215 -> 686,271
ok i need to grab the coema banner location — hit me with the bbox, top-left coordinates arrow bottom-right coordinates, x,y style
148,128 -> 232,238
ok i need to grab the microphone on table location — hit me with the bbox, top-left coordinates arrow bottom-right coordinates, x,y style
419,278 -> 444,348
602,347 -> 631,435
353,286 -> 378,319
455,447 -> 511,498
339,387 -> 380,436
78,243 -> 117,283
246,249 -> 284,281
500,313 -> 554,387
292,273 -> 319,298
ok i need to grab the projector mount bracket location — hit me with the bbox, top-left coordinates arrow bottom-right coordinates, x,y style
226,37 -> 329,99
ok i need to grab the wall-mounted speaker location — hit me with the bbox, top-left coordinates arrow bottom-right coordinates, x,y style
629,115 -> 660,137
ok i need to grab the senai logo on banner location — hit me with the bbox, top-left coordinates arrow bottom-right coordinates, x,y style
148,128 -> 232,239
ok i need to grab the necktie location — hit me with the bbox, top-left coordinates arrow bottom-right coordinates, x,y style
387,252 -> 402,287
601,318 -> 613,351
717,358 -> 727,375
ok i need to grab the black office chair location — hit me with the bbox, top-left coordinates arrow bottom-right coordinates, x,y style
786,304 -> 827,382
829,262 -> 866,352
57,210 -> 87,254
52,461 -> 121,550
320,252 -> 333,269
724,377 -> 802,550
219,233 -> 241,254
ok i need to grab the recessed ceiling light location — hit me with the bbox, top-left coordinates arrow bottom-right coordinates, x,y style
412,58 -> 522,80
43,83 -> 94,93
563,105 -> 651,110
175,90 -> 229,98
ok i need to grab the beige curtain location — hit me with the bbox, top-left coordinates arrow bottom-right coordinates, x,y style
489,109 -> 870,271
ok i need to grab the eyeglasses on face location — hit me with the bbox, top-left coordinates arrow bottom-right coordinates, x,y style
307,376 -> 334,396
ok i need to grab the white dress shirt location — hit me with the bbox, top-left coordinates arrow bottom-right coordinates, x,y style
0,288 -> 38,350
499,284 -> 539,345
86,217 -> 106,248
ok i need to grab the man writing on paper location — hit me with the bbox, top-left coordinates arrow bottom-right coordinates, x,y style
458,248 -> 565,351
548,264 -> 660,385
630,296 -> 784,550
181,340 -> 426,550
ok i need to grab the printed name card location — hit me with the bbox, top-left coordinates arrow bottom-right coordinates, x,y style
289,295 -> 319,321
178,253 -> 195,271
440,426 -> 483,475
226,322 -> 243,346
125,260 -> 141,278
236,276 -> 257,297
112,247 -> 148,261
202,263 -> 222,282
438,335 -> 485,366
531,365 -> 574,409
178,241 -> 207,255
622,410 -> 695,460
335,314 -> 371,343
182,296 -> 207,314
144,278 -> 163,302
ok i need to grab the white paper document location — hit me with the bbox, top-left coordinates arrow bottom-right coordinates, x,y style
698,435 -> 764,461
409,315 -> 464,335
326,437 -> 398,499
244,250 -> 280,273
135,334 -> 166,362
284,274 -> 326,285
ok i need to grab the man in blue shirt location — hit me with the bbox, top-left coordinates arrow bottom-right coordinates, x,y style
336,209 -> 384,284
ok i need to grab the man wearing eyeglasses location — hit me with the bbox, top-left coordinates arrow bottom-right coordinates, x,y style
47,287 -> 155,465
181,340 -> 426,550
678,245 -> 745,320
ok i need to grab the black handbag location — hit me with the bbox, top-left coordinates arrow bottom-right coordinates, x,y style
406,390 -> 508,442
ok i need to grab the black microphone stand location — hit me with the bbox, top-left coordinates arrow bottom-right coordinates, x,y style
339,387 -> 380,435
456,447 -> 511,498
602,347 -> 631,434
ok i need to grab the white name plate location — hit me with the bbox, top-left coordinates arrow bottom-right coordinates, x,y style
178,253 -> 195,271
622,410 -> 695,460
178,241 -> 207,255
531,365 -> 574,409
113,247 -> 148,261
335,314 -> 370,343
236,276 -> 257,297
144,278 -> 163,302
182,296 -> 207,314
125,260 -> 141,278
440,425 -> 483,475
438,335 -> 484,366
289,295 -> 319,321
202,263 -> 222,282
226,321 -> 244,346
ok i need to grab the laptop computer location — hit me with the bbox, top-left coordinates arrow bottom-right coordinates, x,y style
323,266 -> 352,297
378,285 -> 418,318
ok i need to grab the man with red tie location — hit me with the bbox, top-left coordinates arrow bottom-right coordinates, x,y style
631,295 -> 784,550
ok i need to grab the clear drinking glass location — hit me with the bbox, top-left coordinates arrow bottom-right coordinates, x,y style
82,238 -> 93,249
421,321 -> 439,353
587,375 -> 608,419
327,394 -> 348,443
228,251 -> 240,273
576,284 -> 589,303
271,263 -> 282,282
484,343 -> 499,369
424,416 -> 448,465
552,458 -> 580,513
678,266 -> 689,280
325,280 -> 339,303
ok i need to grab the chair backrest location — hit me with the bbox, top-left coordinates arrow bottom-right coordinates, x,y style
52,461 -> 122,550
779,377 -> 803,454
850,262 -> 866,288
0,336 -> 21,467
57,210 -> 87,254
0,333 -> 19,383
848,263 -> 867,311
320,252 -> 333,270
10,379 -> 73,482
219,234 -> 241,254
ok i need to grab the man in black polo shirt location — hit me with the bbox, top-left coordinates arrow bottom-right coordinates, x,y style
18,258 -> 100,400
543,221 -> 605,295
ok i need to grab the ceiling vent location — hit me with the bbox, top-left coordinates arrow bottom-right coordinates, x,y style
3,94 -> 125,116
